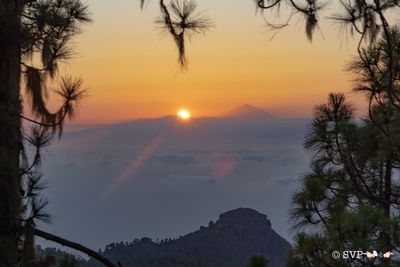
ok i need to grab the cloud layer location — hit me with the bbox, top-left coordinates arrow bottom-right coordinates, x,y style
39,115 -> 310,249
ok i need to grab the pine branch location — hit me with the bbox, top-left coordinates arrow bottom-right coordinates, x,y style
256,0 -> 281,9
34,228 -> 123,267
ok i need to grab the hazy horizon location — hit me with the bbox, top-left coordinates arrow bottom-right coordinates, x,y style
63,103 -> 313,127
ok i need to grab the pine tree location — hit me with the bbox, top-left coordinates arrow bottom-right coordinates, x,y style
288,28 -> 400,266
0,1 -> 90,266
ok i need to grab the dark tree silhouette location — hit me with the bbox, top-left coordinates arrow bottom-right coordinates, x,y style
0,1 -> 124,267
287,28 -> 400,266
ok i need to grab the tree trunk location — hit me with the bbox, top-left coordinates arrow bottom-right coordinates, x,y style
384,159 -> 392,218
0,1 -> 22,267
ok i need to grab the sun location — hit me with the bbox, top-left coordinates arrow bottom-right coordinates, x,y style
177,109 -> 191,120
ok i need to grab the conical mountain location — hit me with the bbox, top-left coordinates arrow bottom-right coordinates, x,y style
224,104 -> 275,120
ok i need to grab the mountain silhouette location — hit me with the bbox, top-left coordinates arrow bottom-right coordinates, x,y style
63,105 -> 307,148
80,208 -> 290,267
224,104 -> 276,120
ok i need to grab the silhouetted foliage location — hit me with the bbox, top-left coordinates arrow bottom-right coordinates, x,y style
288,30 -> 400,265
36,246 -> 84,267
154,0 -> 213,69
245,255 -> 269,267
0,1 -> 94,267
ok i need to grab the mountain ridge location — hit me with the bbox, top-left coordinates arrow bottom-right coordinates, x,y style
64,104 -> 280,133
80,208 -> 290,267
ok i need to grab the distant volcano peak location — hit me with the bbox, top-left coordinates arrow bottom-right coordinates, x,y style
240,103 -> 254,108
224,104 -> 275,120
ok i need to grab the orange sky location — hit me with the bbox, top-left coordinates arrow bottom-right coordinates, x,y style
53,0 -> 367,124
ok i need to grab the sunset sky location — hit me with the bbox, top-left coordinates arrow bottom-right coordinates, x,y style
39,1 -> 376,247
55,0 -> 365,124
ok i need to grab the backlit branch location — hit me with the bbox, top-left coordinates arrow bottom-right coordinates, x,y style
22,73 -> 87,137
156,0 -> 213,69
256,0 -> 326,41
34,229 -> 123,267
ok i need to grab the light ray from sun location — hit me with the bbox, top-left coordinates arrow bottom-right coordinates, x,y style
101,134 -> 165,197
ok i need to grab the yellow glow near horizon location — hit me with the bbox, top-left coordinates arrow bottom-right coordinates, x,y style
177,109 -> 191,120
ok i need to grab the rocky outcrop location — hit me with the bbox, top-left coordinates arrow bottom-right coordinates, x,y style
82,208 -> 291,267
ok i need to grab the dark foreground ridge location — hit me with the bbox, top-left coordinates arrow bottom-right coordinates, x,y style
75,208 -> 290,267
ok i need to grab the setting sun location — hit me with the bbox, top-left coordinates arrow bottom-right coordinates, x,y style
177,109 -> 191,120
